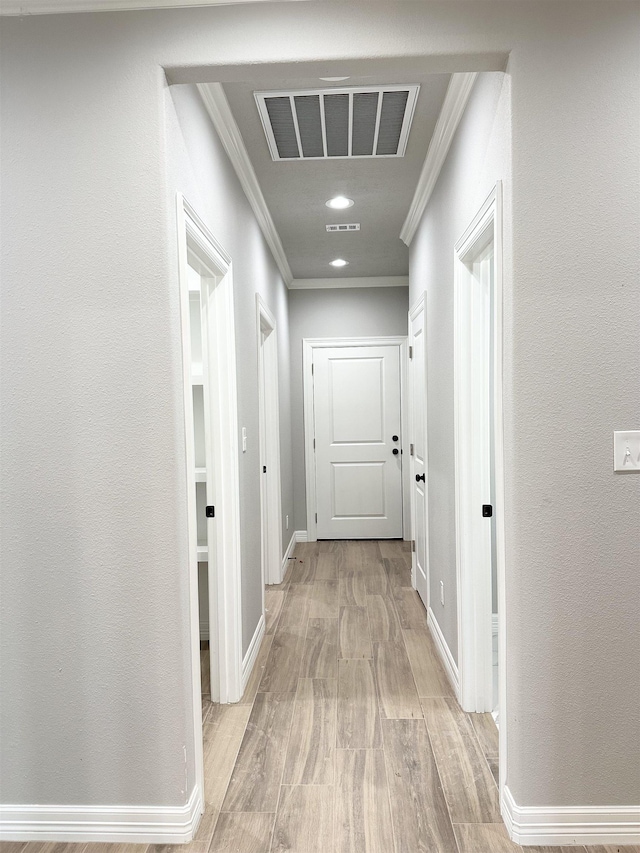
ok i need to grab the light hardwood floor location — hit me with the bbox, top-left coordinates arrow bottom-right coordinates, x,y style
2,541 -> 638,853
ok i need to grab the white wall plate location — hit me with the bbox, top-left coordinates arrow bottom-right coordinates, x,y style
613,430 -> 640,472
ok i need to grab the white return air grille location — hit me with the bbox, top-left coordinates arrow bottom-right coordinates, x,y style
326,223 -> 360,232
255,85 -> 420,161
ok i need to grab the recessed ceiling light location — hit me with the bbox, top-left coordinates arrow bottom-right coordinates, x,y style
330,259 -> 349,268
319,76 -> 350,82
326,196 -> 354,210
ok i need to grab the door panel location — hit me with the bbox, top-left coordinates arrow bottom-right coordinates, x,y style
409,301 -> 428,609
314,345 -> 402,539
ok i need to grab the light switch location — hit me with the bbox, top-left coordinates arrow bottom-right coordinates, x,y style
242,427 -> 247,453
613,430 -> 640,472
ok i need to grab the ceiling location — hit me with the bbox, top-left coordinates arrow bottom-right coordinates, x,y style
222,72 -> 451,282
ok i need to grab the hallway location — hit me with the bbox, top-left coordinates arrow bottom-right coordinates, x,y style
2,541 -> 637,853
194,540 -> 633,853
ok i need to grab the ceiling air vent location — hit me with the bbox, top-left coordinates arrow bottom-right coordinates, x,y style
255,85 -> 420,161
326,223 -> 360,232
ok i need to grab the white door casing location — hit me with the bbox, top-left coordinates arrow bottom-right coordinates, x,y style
312,343 -> 403,540
454,183 -> 507,796
409,293 -> 429,604
177,194 -> 243,746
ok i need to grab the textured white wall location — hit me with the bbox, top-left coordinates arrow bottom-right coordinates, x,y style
1,0 -> 638,817
288,287 -> 409,531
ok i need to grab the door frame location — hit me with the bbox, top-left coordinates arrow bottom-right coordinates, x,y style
453,182 -> 507,785
408,292 -> 428,592
177,193 -> 244,724
302,336 -> 410,543
256,294 -> 283,585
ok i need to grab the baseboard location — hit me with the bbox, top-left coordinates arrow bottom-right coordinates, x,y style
427,607 -> 460,700
502,785 -> 640,846
0,784 -> 202,844
295,530 -> 308,543
282,530 -> 297,575
241,614 -> 265,693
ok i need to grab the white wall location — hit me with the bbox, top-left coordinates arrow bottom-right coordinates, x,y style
288,286 -> 409,531
410,71 -> 511,664
1,0 -> 638,821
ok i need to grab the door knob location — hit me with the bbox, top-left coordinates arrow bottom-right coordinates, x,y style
392,435 -> 399,442
415,473 -> 425,482
392,448 -> 399,455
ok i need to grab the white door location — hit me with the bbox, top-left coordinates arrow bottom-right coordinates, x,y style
409,297 -> 429,609
313,344 -> 403,539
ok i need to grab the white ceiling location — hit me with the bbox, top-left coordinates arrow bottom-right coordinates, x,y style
222,72 -> 451,281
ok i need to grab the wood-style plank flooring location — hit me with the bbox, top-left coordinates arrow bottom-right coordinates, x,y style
3,541 -> 639,853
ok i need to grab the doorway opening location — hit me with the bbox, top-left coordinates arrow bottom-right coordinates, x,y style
453,182 -> 506,783
177,194 -> 244,807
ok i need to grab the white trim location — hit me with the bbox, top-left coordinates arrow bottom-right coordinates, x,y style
0,786 -> 202,844
302,336 -> 409,542
256,294 -> 283,586
295,530 -> 308,543
241,614 -> 266,693
289,276 -> 408,290
427,607 -> 460,701
0,0 -> 288,13
197,83 -> 293,287
400,73 -> 478,246
177,195 -> 243,710
501,787 -> 640,847
282,529 -> 297,573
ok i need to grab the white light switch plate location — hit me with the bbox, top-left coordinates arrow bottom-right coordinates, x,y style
613,430 -> 640,472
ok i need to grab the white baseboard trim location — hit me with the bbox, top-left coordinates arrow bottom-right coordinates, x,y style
282,530 -> 297,575
295,530 -> 308,543
502,785 -> 640,846
241,614 -> 265,693
0,784 -> 202,844
427,607 -> 460,700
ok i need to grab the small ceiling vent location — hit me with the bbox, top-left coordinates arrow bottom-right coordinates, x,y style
326,223 -> 360,232
255,85 -> 420,161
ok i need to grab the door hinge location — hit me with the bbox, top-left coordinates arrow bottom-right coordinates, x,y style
263,465 -> 267,473
409,346 -> 413,359
206,505 -> 215,518
410,443 -> 414,456
313,438 -> 316,450
315,512 -> 318,523
482,504 -> 493,518
311,363 -> 314,375
411,540 -> 416,552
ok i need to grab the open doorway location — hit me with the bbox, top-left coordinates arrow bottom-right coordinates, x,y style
256,295 -> 283,586
177,196 -> 245,808
453,182 -> 506,772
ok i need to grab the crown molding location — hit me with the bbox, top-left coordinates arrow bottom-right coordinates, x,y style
289,276 -> 408,290
400,72 -> 478,246
0,0 -> 284,14
196,83 -> 293,287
